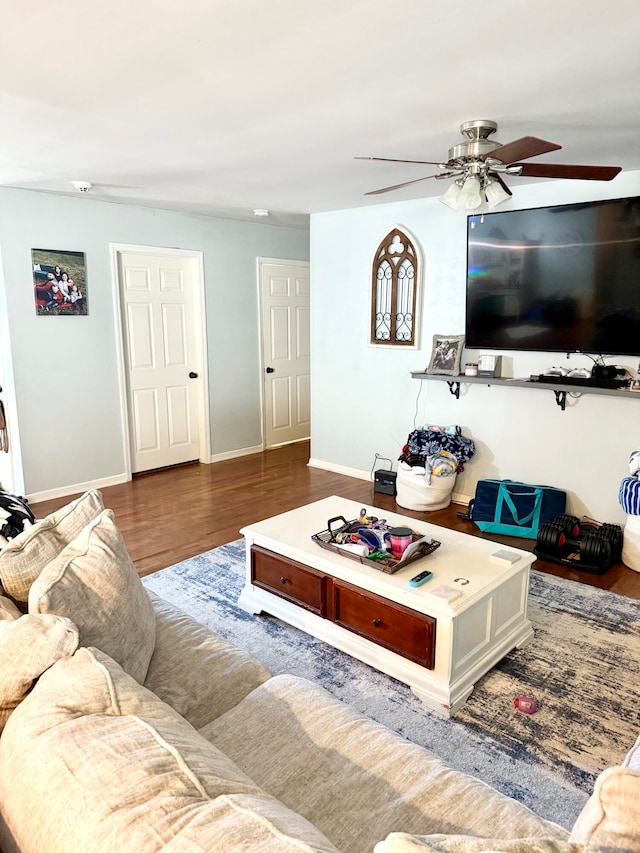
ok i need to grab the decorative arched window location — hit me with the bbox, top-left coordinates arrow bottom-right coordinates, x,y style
370,228 -> 419,346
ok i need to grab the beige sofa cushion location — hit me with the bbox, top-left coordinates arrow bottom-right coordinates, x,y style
374,835 -> 598,852
0,613 -> 78,732
0,489 -> 103,603
0,647 -> 338,853
200,674 -> 568,853
28,509 -> 156,683
144,592 -> 272,727
568,764 -> 640,852
0,594 -> 21,620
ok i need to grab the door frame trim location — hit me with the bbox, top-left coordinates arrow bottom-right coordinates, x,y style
110,243 -> 210,480
256,257 -> 310,450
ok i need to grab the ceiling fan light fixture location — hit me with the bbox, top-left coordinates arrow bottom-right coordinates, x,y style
485,178 -> 511,209
439,180 -> 463,209
460,175 -> 482,210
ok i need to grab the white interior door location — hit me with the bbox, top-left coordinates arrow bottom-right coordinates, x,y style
260,260 -> 310,448
118,251 -> 202,473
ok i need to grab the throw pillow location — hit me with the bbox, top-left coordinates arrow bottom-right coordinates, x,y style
0,613 -> 78,732
0,490 -> 35,540
28,509 -> 156,684
568,764 -> 640,851
0,489 -> 104,603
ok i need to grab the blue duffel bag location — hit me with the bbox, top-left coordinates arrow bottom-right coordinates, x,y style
469,479 -> 566,539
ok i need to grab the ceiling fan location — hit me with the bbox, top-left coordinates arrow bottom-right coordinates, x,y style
356,120 -> 622,211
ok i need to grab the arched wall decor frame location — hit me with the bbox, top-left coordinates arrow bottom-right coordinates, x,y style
370,226 -> 421,348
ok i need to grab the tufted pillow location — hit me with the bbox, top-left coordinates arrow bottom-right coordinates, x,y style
0,613 -> 78,732
0,489 -> 104,603
28,509 -> 156,684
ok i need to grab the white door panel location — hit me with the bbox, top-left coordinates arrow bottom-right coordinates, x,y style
260,261 -> 310,447
132,388 -> 160,452
296,306 -> 310,357
119,252 -> 201,473
271,376 -> 292,430
296,374 -> 310,422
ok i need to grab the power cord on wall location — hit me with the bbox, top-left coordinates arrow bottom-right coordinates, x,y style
370,453 -> 393,481
413,379 -> 425,429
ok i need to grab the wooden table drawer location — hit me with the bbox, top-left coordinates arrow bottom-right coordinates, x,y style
331,580 -> 436,668
251,546 -> 327,616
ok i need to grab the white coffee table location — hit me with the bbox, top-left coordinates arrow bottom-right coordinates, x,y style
238,496 -> 534,717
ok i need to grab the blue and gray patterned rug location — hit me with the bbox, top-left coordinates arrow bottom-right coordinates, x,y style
143,539 -> 640,830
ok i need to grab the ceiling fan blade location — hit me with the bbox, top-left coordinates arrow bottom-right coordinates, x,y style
356,156 -> 444,166
489,136 -> 562,164
365,174 -> 441,195
516,162 -> 622,181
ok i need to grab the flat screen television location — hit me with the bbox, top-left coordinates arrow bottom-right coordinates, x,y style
465,196 -> 640,356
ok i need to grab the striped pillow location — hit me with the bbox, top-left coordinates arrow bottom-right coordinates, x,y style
619,477 -> 640,515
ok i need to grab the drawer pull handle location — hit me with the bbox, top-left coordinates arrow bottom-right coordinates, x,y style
372,618 -> 382,627
280,576 -> 289,585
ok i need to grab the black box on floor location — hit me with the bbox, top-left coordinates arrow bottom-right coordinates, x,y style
374,469 -> 397,495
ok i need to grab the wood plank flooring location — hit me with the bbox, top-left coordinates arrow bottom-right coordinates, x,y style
29,441 -> 640,598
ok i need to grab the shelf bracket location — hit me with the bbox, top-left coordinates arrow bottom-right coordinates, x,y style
446,381 -> 461,399
554,390 -> 567,411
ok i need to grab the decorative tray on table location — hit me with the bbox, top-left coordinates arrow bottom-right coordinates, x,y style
311,515 -> 440,575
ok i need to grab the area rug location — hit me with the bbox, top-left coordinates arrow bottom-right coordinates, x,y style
143,539 -> 640,830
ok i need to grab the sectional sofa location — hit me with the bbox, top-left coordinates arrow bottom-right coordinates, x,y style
0,490 -> 637,852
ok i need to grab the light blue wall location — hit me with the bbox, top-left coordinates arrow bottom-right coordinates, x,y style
0,187 -> 309,497
310,171 -> 640,524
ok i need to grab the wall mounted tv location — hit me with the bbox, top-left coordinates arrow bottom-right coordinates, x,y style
465,196 -> 640,356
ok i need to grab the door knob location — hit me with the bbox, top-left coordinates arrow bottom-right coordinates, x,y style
265,367 -> 275,374
188,372 -> 198,379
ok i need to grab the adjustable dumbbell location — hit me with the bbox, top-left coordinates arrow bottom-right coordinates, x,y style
537,518 -> 613,565
598,522 -> 623,555
536,516 -> 579,555
554,514 -> 581,538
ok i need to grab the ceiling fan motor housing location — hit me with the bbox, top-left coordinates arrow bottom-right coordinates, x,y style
448,120 -> 501,164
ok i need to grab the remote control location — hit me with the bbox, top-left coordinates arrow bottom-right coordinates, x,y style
408,569 -> 433,588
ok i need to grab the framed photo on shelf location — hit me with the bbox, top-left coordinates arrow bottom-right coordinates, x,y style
426,334 -> 464,376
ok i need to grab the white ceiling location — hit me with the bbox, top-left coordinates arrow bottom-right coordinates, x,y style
2,0 -> 639,229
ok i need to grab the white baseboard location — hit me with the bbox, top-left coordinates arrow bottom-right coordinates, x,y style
451,492 -> 470,506
26,445 -> 265,503
307,457 -> 371,481
27,473 -> 129,505
307,457 -> 471,506
208,444 -> 264,464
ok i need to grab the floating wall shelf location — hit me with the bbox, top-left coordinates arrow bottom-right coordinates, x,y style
410,372 -> 637,411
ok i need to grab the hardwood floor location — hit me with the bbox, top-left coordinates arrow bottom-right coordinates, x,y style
30,441 -> 640,598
